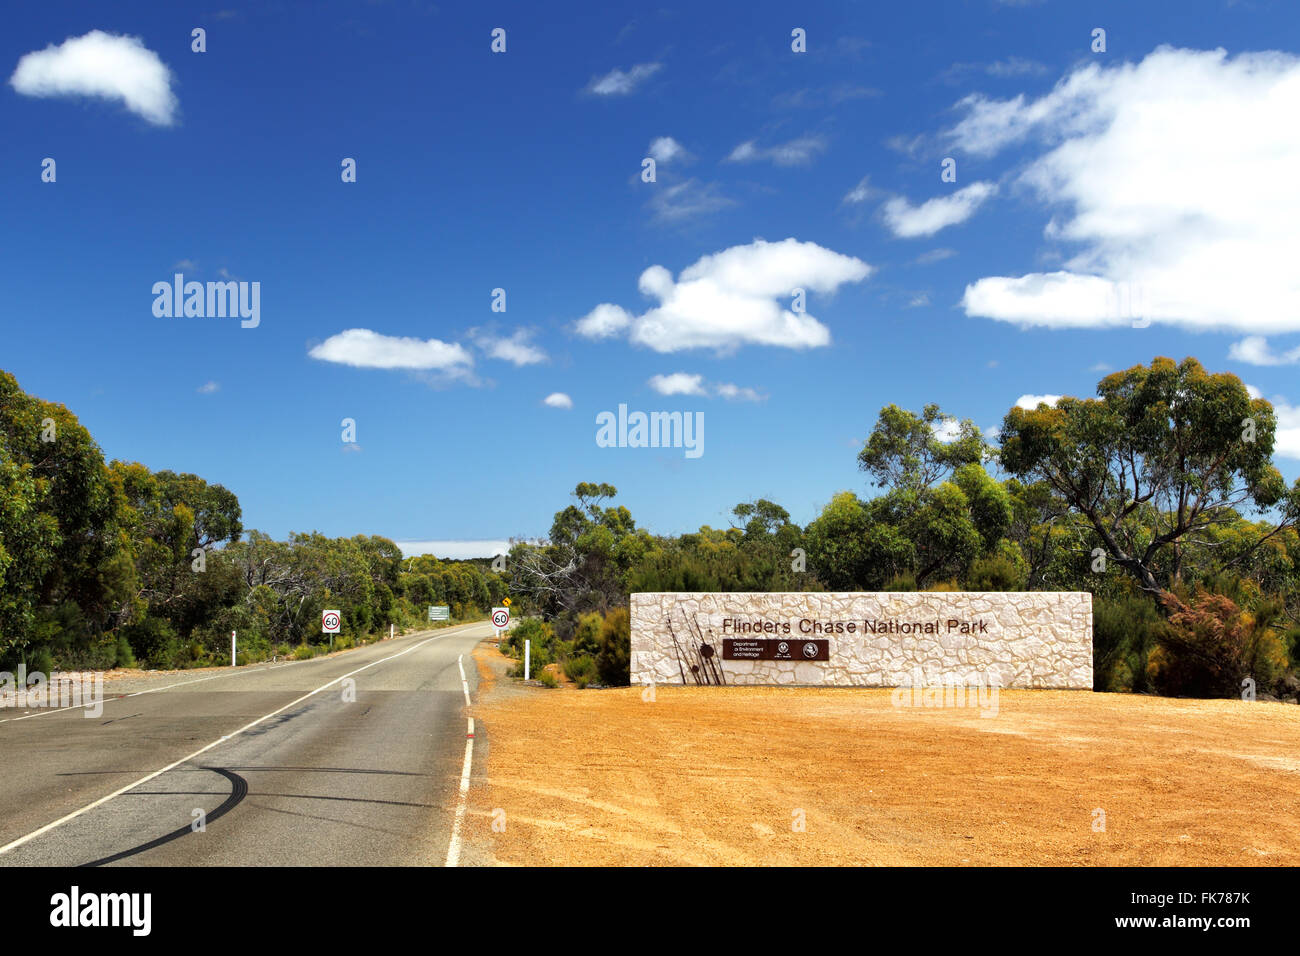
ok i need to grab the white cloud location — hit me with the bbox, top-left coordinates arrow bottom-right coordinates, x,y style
842,175 -> 874,205
952,47 -> 1300,333
1016,393 -> 1063,410
586,62 -> 661,95
908,293 -> 931,307
648,372 -> 706,396
715,383 -> 762,402
726,135 -> 828,166
648,136 -> 691,164
396,540 -> 513,560
1228,336 -> 1300,366
474,328 -> 547,366
11,30 -> 177,125
914,248 -> 957,265
986,57 -> 1049,78
645,178 -> 735,223
932,419 -> 963,443
574,238 -> 872,353
882,181 -> 998,238
308,329 -> 473,371
543,392 -> 573,409
197,381 -> 219,394
1246,384 -> 1263,399
1273,399 -> 1300,459
574,303 -> 633,339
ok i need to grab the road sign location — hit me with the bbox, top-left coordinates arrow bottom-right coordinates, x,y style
428,605 -> 449,621
322,610 -> 341,634
491,607 -> 510,630
502,597 -> 511,607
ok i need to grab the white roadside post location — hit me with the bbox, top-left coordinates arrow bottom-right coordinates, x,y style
525,640 -> 531,681
390,623 -> 394,640
231,630 -> 236,667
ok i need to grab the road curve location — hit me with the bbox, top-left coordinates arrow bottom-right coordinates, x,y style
0,622 -> 494,866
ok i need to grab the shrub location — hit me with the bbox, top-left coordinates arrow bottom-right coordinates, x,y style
882,573 -> 916,592
922,579 -> 961,592
1150,589 -> 1288,698
595,607 -> 630,686
564,654 -> 598,688
114,634 -> 136,669
537,669 -> 559,688
1093,591 -> 1164,692
293,643 -> 317,661
966,553 -> 1024,591
571,612 -> 603,659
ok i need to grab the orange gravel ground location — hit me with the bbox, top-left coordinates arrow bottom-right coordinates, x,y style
467,642 -> 1300,866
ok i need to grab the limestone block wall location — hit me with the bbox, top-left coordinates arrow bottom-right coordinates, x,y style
630,591 -> 1093,689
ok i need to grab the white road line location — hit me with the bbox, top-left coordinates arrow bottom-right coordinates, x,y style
457,654 -> 471,706
445,715 -> 474,868
0,630 -> 462,858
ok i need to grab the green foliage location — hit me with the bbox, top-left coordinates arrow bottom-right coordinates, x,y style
882,572 -> 917,591
966,551 -> 1025,591
537,670 -> 559,688
595,606 -> 630,686
858,403 -> 987,493
563,654 -> 598,688
1093,591 -> 1165,692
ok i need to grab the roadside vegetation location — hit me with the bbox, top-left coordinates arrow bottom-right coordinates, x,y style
0,370 -> 503,671
503,357 -> 1300,700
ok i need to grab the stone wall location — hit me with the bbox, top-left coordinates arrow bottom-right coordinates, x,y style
630,591 -> 1093,689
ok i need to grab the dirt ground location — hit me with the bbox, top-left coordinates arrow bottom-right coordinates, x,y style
467,641 -> 1300,866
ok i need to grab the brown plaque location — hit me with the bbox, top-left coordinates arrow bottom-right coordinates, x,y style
722,638 -> 829,661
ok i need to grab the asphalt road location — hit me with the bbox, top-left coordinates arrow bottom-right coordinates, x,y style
0,622 -> 493,866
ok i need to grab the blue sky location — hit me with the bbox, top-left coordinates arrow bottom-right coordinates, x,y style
4,0 -> 1300,556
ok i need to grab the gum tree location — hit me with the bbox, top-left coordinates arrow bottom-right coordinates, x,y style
998,357 -> 1300,600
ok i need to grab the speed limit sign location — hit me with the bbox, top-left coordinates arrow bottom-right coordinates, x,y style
322,610 -> 341,634
491,607 -> 510,630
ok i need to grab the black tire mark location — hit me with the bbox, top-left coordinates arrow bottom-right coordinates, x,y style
80,766 -> 247,867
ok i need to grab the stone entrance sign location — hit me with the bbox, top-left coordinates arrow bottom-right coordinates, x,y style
630,591 -> 1093,689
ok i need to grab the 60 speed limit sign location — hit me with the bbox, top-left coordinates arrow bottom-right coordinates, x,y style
491,607 -> 510,630
322,610 -> 341,634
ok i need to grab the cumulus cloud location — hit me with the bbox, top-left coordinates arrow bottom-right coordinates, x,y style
574,238 -> 872,353
473,328 -> 547,366
586,62 -> 660,95
1228,336 -> 1300,366
881,181 -> 998,238
1015,393 -> 1063,410
543,392 -> 573,409
10,30 -> 177,125
648,136 -> 691,164
648,372 -> 707,396
953,46 -> 1300,333
574,303 -> 633,339
1273,398 -> 1300,458
308,329 -> 473,371
726,135 -> 828,166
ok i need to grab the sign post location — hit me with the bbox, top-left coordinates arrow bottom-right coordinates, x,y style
322,609 -> 341,650
428,605 -> 449,622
